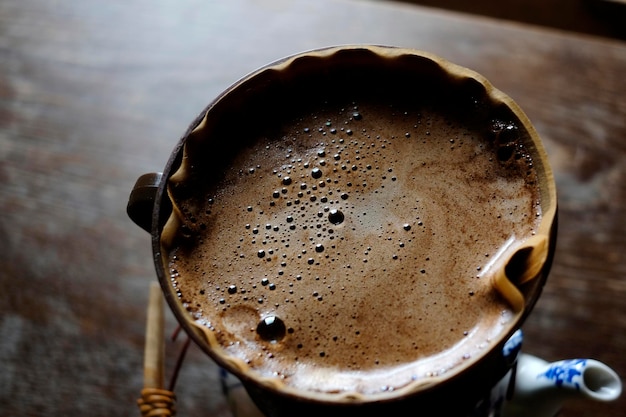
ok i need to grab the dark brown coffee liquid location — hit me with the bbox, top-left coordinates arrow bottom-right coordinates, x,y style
165,97 -> 540,394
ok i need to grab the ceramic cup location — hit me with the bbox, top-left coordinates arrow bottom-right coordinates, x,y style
128,45 -> 559,417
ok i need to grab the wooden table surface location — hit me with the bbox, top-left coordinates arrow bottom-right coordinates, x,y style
0,0 -> 624,416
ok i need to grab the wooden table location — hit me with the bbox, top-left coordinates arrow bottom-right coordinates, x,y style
0,0 -> 624,416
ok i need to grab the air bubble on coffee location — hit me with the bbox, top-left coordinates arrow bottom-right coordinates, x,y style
328,209 -> 345,225
311,168 -> 323,179
257,315 -> 287,342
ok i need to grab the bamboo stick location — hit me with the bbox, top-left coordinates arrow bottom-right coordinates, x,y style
143,282 -> 165,389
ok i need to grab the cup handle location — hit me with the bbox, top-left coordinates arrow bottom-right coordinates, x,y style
127,172 -> 163,233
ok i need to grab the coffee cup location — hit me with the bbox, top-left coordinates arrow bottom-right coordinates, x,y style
129,45 -> 564,416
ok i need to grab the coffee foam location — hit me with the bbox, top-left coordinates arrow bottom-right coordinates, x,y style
163,97 -> 542,395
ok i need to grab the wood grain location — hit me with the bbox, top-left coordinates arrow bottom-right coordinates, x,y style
0,0 -> 624,416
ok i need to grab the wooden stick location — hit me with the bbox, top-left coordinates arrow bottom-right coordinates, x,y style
143,282 -> 165,389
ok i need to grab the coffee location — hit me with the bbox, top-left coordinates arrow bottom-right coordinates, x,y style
161,51 -> 543,397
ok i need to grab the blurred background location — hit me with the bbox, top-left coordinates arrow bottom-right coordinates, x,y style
1,1 -> 624,417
